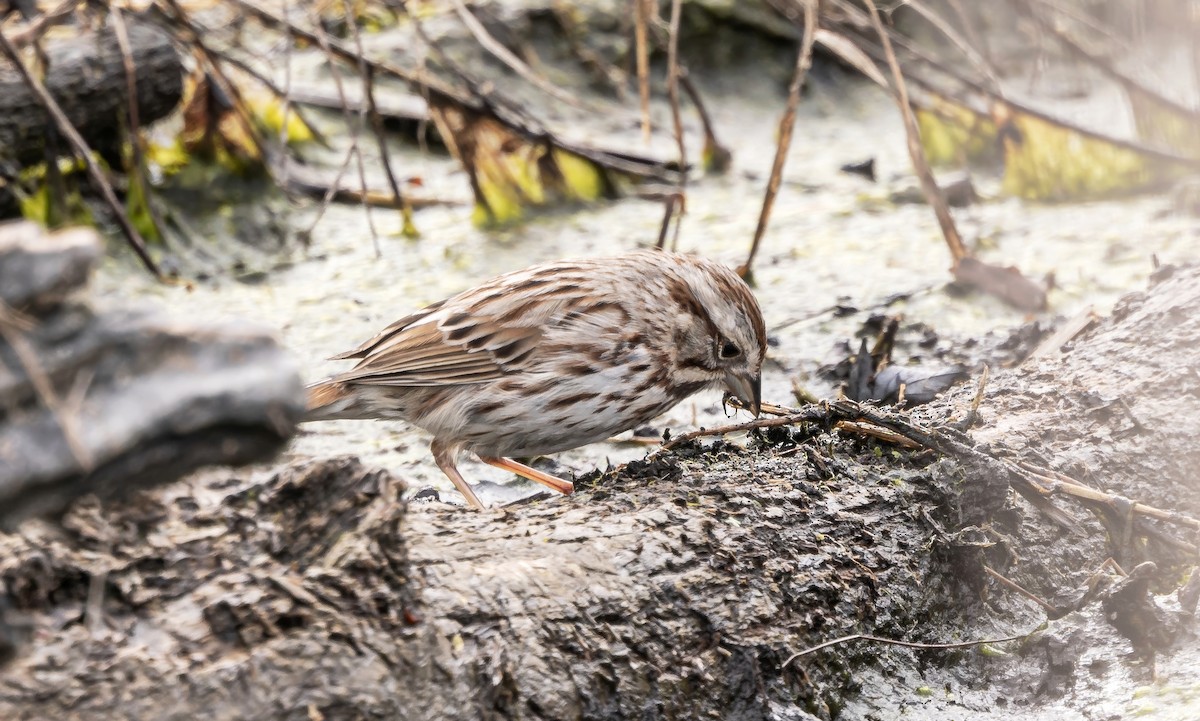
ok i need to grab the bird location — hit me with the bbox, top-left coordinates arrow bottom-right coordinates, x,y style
305,248 -> 766,509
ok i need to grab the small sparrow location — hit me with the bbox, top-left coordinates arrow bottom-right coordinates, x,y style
306,249 -> 765,509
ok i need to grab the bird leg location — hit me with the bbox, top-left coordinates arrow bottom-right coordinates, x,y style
431,440 -> 485,509
479,456 -> 575,495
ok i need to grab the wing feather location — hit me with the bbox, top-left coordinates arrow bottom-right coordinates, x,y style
329,271 -> 602,388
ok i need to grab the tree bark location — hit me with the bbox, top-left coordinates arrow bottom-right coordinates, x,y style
0,18 -> 183,169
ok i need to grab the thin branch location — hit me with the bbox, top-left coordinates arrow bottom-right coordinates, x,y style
0,303 -> 93,471
663,0 -> 686,250
679,69 -> 731,173
898,0 -> 1000,93
634,0 -> 652,144
863,0 -> 968,265
340,0 -> 415,239
450,0 -> 586,109
983,565 -> 1059,614
739,0 -> 818,279
304,3 -> 379,250
110,4 -> 166,243
0,26 -> 160,278
8,0 -> 76,47
783,626 -> 1042,668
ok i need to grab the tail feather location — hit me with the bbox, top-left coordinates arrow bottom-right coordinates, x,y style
305,380 -> 360,421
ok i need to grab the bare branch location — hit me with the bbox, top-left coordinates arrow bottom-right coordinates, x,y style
739,0 -> 818,279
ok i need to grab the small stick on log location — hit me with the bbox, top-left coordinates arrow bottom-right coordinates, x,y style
834,420 -> 922,448
783,626 -> 1041,667
1017,462 -> 1200,534
983,565 -> 1060,614
0,27 -> 160,278
1027,306 -> 1097,361
739,0 -> 818,279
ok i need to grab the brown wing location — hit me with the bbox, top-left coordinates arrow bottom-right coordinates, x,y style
328,300 -> 446,361
330,271 -> 595,388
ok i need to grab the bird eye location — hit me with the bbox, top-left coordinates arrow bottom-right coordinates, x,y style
718,341 -> 741,359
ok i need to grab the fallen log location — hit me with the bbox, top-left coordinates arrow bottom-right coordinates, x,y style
1,264 -> 1199,717
0,221 -> 304,528
0,18 -> 183,169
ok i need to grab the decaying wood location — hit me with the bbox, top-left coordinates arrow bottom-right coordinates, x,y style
0,222 -> 304,529
0,18 -> 183,168
2,259 -> 1199,717
0,222 -> 98,312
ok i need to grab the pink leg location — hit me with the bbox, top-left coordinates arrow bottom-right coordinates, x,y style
479,456 -> 574,496
431,440 -> 485,510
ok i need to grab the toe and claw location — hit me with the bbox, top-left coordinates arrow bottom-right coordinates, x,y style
431,440 -> 574,510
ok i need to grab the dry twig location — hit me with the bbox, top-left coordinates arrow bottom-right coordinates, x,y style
634,0 -> 652,144
0,303 -> 93,471
657,0 -> 687,250
340,0 -> 416,239
451,0 -> 585,110
739,0 -> 818,279
783,626 -> 1041,668
983,565 -> 1059,614
862,0 -> 967,264
302,4 -> 379,247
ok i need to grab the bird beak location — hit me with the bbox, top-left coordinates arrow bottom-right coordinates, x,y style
724,371 -> 762,417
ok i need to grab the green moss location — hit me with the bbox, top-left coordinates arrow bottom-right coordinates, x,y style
247,93 -> 316,146
1001,112 -> 1157,200
916,97 -> 999,167
124,172 -> 161,244
552,147 -> 606,201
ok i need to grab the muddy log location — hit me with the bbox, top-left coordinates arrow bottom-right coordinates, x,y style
0,18 -> 183,169
2,266 -> 1200,717
0,221 -> 304,529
